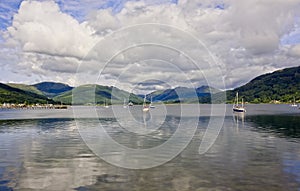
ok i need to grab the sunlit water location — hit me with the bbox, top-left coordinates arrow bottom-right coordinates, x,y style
0,104 -> 299,191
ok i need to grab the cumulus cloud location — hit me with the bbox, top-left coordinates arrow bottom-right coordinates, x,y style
288,44 -> 300,57
7,1 -> 97,58
0,0 -> 300,91
228,0 -> 299,53
198,0 -> 300,87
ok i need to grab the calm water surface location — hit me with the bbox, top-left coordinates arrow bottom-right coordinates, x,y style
0,104 -> 300,191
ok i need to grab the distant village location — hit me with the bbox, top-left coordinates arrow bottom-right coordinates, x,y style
0,103 -> 68,109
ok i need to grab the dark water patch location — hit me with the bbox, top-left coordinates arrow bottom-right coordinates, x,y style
74,186 -> 90,191
0,186 -> 13,191
246,115 -> 300,138
0,180 -> 9,185
96,174 -> 129,183
0,118 -> 74,131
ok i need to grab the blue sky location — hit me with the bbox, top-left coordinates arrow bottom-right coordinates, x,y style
0,0 -> 179,30
0,0 -> 23,30
281,17 -> 300,45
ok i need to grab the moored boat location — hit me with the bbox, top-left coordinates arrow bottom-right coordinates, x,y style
233,92 -> 246,113
291,97 -> 297,107
142,95 -> 149,112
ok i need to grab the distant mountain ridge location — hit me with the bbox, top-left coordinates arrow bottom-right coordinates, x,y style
33,82 -> 73,98
147,86 -> 220,103
1,66 -> 299,104
7,83 -> 44,96
0,83 -> 54,104
227,66 -> 300,103
6,82 -> 73,99
54,84 -> 143,105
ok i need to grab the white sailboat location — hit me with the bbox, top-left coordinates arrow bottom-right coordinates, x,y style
104,99 -> 109,108
128,102 -> 134,107
149,96 -> 155,108
291,97 -> 297,107
142,95 -> 149,112
123,98 -> 127,108
233,92 -> 246,113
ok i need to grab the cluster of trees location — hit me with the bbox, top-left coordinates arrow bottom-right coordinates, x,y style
227,66 -> 300,103
1,66 -> 299,105
0,83 -> 54,104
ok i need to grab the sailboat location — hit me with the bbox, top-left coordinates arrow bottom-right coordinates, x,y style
291,97 -> 297,107
233,92 -> 246,113
149,96 -> 155,108
128,102 -> 134,107
142,95 -> 149,112
104,99 -> 109,108
123,98 -> 127,108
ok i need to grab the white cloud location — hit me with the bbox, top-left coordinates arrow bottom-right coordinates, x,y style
7,1 -> 97,59
87,8 -> 120,34
227,0 -> 299,54
160,0 -> 300,89
288,44 -> 300,57
1,0 -> 300,92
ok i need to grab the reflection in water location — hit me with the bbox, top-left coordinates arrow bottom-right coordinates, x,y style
233,112 -> 245,130
246,115 -> 300,138
0,112 -> 300,190
103,115 -> 179,149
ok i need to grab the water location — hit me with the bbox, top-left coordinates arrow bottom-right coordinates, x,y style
0,104 -> 299,190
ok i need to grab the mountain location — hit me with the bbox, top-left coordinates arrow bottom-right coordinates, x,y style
1,66 -> 299,105
147,85 -> 220,103
0,83 -> 54,104
7,83 -> 44,95
33,82 -> 73,98
227,66 -> 300,103
54,84 -> 143,105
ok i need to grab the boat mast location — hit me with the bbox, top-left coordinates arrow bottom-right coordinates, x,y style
143,95 -> 146,107
236,92 -> 239,106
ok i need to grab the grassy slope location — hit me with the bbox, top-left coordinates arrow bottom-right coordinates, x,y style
54,84 -> 143,105
2,66 -> 299,104
0,83 -> 54,104
7,83 -> 44,96
33,82 -> 73,98
227,66 -> 300,103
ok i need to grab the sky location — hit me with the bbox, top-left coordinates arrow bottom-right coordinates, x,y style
0,0 -> 300,93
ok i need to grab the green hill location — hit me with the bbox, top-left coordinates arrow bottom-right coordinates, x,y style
1,66 -> 299,105
7,83 -> 44,96
227,66 -> 300,103
54,84 -> 143,105
33,82 -> 74,98
0,83 -> 54,104
147,86 -> 220,103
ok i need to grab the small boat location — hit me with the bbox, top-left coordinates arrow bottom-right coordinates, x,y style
104,99 -> 109,108
149,96 -> 155,108
123,98 -> 127,108
233,92 -> 246,113
142,95 -> 149,112
54,105 -> 68,109
128,102 -> 134,107
291,97 -> 297,107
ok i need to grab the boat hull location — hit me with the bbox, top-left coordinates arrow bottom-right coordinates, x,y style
143,107 -> 149,112
233,107 -> 246,113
